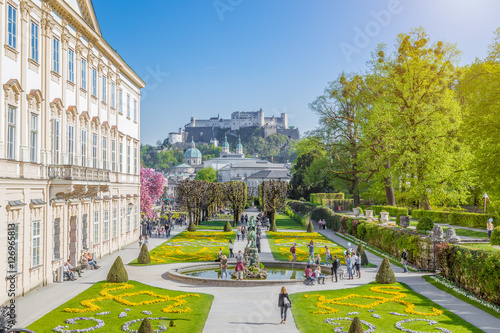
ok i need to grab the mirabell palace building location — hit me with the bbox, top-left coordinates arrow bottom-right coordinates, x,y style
0,0 -> 145,304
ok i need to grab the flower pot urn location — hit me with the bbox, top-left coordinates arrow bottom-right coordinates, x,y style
380,212 -> 389,223
353,208 -> 360,217
365,210 -> 373,221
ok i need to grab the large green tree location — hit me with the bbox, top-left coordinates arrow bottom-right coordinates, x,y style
370,28 -> 470,208
225,181 -> 247,226
195,167 -> 218,182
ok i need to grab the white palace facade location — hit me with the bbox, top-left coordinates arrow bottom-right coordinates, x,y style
0,0 -> 145,304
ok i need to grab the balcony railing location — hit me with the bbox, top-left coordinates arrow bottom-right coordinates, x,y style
48,165 -> 110,182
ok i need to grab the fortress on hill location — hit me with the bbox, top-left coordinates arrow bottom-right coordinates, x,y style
169,109 -> 300,145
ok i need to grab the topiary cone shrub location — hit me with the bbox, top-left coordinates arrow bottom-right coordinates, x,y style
106,256 -> 128,283
270,220 -> 277,232
348,317 -> 364,333
306,220 -> 314,233
375,257 -> 396,284
188,221 -> 197,232
356,243 -> 369,266
137,318 -> 153,333
169,320 -> 176,327
137,243 -> 151,264
491,226 -> 500,245
223,220 -> 233,232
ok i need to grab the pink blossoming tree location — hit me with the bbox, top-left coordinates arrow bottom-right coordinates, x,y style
140,167 -> 165,218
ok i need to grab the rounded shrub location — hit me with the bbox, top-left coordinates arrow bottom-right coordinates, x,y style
375,257 -> 396,284
107,256 -> 128,283
138,318 -> 153,333
188,221 -> 197,232
137,243 -> 151,264
223,220 -> 233,232
307,220 -> 314,233
491,227 -> 500,245
356,243 -> 369,266
416,216 -> 434,234
348,317 -> 364,333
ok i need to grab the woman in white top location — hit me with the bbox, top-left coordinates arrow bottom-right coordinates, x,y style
314,266 -> 326,284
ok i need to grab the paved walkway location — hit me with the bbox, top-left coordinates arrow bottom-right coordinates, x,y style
15,209 -> 500,333
313,221 -> 500,333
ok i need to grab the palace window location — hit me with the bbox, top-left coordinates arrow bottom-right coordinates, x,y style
92,68 -> 97,97
120,207 -> 124,235
68,125 -> 74,164
133,100 -> 137,122
93,211 -> 99,244
52,119 -> 60,164
30,114 -> 38,163
134,147 -> 138,174
104,210 -> 109,241
81,129 -> 87,167
92,133 -> 98,168
102,76 -> 107,103
102,137 -> 107,169
7,106 -> 16,159
127,95 -> 130,118
53,38 -> 60,73
119,90 -> 123,114
119,143 -> 123,173
68,49 -> 75,82
30,22 -> 38,62
112,208 -> 117,238
112,140 -> 116,171
32,221 -> 41,267
82,214 -> 88,249
53,218 -> 61,260
81,59 -> 87,90
111,83 -> 116,108
127,145 -> 131,174
127,207 -> 131,232
7,5 -> 17,49
134,205 -> 138,230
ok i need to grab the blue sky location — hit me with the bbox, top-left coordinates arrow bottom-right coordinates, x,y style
92,0 -> 500,144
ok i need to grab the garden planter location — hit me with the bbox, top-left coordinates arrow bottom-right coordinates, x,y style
380,212 -> 389,223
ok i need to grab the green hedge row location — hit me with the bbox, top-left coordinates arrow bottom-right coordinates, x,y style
436,243 -> 500,304
288,200 -> 342,231
369,205 -> 409,217
343,219 -> 430,268
411,210 -> 489,229
310,193 -> 345,204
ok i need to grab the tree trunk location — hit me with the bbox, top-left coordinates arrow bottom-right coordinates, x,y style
420,195 -> 432,210
351,176 -> 360,207
384,160 -> 396,206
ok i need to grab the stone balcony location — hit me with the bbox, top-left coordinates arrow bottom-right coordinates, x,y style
48,165 -> 110,182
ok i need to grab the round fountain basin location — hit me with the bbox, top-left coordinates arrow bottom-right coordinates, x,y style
165,261 -> 332,286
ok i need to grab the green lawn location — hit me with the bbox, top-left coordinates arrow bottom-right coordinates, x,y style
129,231 -> 235,265
290,281 -> 479,333
275,214 -> 307,230
27,280 -> 213,333
423,275 -> 500,320
196,220 -> 229,230
267,231 -> 346,264
460,243 -> 499,253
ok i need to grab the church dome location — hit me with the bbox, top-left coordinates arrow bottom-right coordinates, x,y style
236,137 -> 243,149
184,140 -> 202,158
222,135 -> 230,148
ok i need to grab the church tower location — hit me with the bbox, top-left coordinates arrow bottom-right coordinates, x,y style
222,134 -> 230,154
236,136 -> 243,155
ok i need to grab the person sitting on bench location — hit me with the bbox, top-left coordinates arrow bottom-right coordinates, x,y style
63,262 -> 76,281
67,258 -> 83,277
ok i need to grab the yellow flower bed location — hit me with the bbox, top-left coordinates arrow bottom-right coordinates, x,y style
304,286 -> 443,316
268,231 -> 346,263
64,283 -> 200,314
148,231 -> 234,264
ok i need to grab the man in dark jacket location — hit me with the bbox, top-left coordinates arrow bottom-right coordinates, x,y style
331,255 -> 341,282
401,248 -> 408,273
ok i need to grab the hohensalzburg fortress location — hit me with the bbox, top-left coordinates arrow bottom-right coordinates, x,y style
186,109 -> 288,131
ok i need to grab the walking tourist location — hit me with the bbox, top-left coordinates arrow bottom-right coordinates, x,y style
138,235 -> 143,248
145,235 -> 149,248
352,253 -> 359,276
278,286 -> 292,324
401,248 -> 408,273
487,218 -> 494,238
229,239 -> 234,257
307,240 -> 315,263
236,227 -> 241,241
289,243 -> 297,262
346,254 -> 354,279
241,225 -> 246,241
324,246 -> 331,265
331,255 -> 341,282
355,253 -> 361,278
256,235 -> 261,253
235,250 -> 245,280
220,255 -> 228,279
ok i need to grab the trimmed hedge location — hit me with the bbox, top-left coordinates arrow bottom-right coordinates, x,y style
343,219 -> 431,269
310,193 -> 345,204
437,243 -> 500,304
412,210 -> 489,228
491,227 -> 500,245
288,201 -> 342,231
369,205 -> 408,217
